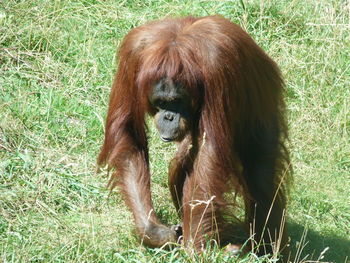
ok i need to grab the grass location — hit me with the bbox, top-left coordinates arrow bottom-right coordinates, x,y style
0,0 -> 349,262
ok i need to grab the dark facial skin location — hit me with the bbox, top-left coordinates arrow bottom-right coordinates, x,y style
149,78 -> 191,142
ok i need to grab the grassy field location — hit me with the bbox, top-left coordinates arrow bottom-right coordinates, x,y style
0,0 -> 349,262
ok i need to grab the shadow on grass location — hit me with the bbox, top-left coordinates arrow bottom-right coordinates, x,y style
156,211 -> 349,262
288,222 -> 350,263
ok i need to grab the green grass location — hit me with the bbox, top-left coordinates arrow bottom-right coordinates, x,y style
0,0 -> 349,262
